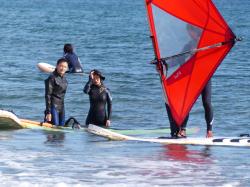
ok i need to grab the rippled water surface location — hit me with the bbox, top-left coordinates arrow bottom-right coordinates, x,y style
0,0 -> 249,186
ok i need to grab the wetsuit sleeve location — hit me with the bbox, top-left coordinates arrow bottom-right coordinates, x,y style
45,76 -> 54,114
106,88 -> 112,120
64,53 -> 72,70
83,78 -> 93,94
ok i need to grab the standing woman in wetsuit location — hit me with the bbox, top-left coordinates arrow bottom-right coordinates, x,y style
45,58 -> 68,126
83,70 -> 112,127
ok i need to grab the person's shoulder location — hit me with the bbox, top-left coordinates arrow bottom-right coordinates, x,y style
72,52 -> 79,59
63,53 -> 70,59
105,87 -> 111,94
65,52 -> 77,56
46,73 -> 53,79
105,87 -> 112,100
45,74 -> 55,84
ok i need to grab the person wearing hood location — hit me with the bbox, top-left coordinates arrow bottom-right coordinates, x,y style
83,69 -> 112,127
45,58 -> 68,126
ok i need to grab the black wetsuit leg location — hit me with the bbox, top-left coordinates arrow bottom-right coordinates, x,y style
180,114 -> 189,131
165,104 -> 179,137
165,104 -> 189,137
201,80 -> 213,131
85,109 -> 107,127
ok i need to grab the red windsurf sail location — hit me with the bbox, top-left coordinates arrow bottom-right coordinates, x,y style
145,0 -> 236,125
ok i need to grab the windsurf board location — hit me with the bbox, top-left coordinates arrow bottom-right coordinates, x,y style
86,124 -> 250,147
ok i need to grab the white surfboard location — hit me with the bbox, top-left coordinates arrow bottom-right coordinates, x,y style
0,110 -> 22,129
37,62 -> 85,75
86,124 -> 250,147
37,62 -> 55,73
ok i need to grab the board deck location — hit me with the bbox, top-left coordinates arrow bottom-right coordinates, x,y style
86,124 -> 250,147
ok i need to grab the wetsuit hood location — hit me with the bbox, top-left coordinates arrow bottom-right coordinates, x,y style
92,69 -> 105,80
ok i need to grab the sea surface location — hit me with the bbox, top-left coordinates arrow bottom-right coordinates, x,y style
0,0 -> 249,186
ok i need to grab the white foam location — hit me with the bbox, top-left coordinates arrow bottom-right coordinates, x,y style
221,182 -> 241,187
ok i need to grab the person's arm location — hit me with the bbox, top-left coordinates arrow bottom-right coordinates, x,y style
45,76 -> 54,121
77,57 -> 84,72
64,54 -> 71,69
83,72 -> 94,94
106,88 -> 112,127
83,78 -> 93,94
168,41 -> 193,68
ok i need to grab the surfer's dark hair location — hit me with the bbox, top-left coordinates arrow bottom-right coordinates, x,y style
57,58 -> 68,66
64,43 -> 73,53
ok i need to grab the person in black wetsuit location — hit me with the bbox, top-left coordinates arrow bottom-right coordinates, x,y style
83,69 -> 112,127
63,43 -> 83,73
162,24 -> 214,138
45,58 -> 68,126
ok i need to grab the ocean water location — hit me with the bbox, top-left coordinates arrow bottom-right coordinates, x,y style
0,0 -> 249,186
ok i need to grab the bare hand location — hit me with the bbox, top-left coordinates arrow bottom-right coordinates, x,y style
90,71 -> 94,80
155,64 -> 160,73
46,114 -> 52,122
106,120 -> 111,127
206,130 -> 213,138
